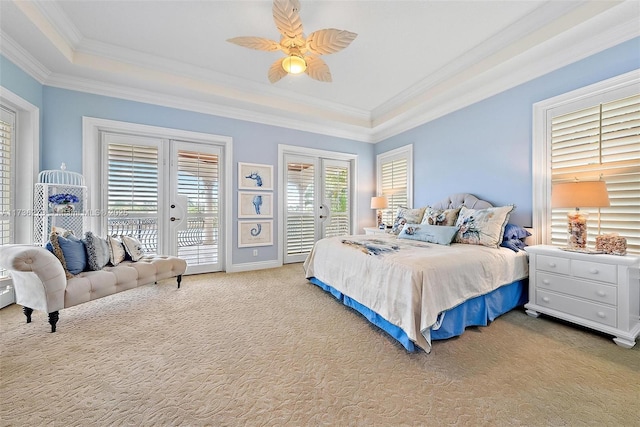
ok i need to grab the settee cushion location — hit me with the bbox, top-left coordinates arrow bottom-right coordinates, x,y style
83,232 -> 110,271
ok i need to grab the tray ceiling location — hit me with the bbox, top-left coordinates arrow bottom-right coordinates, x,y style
1,1 -> 638,142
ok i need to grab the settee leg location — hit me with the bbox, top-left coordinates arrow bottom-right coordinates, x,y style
177,275 -> 182,289
48,311 -> 59,333
23,307 -> 33,323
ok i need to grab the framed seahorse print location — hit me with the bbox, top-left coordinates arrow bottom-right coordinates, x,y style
238,220 -> 273,247
238,162 -> 273,191
238,192 -> 273,218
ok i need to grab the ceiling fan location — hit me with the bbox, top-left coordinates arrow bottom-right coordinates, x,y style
227,0 -> 357,83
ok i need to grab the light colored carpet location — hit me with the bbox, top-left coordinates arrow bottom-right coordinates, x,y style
1,263 -> 638,426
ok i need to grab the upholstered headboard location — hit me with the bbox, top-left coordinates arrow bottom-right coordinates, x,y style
430,193 -> 493,210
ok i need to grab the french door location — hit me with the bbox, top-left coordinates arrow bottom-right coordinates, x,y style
284,153 -> 352,263
103,132 -> 223,274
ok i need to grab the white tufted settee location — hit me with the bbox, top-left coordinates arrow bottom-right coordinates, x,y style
0,245 -> 186,332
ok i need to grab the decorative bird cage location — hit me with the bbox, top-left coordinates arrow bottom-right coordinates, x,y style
33,163 -> 87,245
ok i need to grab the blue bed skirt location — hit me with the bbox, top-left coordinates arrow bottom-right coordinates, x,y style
309,277 -> 528,352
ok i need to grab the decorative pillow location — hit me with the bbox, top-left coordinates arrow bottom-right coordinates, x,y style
390,206 -> 426,235
398,223 -> 459,246
502,223 -> 531,241
420,206 -> 461,226
121,235 -> 145,262
106,235 -> 126,266
501,238 -> 527,252
83,231 -> 111,270
454,205 -> 515,248
47,231 -> 87,276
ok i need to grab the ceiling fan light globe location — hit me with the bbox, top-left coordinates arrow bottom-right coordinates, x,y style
282,55 -> 307,74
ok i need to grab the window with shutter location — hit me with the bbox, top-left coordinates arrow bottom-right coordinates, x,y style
533,71 -> 639,255
107,141 -> 160,252
550,94 -> 640,253
286,160 -> 315,257
0,106 -> 15,278
377,145 -> 413,226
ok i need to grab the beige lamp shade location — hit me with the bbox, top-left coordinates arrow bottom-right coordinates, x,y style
370,196 -> 389,209
551,181 -> 610,209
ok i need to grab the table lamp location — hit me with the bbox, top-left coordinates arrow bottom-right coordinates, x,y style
370,196 -> 388,228
551,180 -> 610,250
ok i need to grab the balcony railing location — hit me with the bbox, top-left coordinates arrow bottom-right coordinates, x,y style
107,217 -> 205,254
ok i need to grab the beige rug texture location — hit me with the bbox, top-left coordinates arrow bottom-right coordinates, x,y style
1,263 -> 639,426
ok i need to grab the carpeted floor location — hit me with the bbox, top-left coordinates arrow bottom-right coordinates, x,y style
1,263 -> 639,426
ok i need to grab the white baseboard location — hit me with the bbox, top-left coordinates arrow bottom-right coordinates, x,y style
226,260 -> 282,273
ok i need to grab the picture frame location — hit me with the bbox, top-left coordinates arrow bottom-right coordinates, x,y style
238,191 -> 273,218
238,162 -> 273,191
238,220 -> 273,247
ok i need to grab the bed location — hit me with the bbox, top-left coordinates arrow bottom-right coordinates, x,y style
303,194 -> 530,353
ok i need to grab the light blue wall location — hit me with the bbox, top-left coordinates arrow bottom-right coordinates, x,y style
375,37 -> 640,227
0,55 -> 44,164
39,87 -> 374,264
2,36 -> 638,263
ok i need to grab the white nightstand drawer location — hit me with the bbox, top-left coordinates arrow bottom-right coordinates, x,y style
536,272 -> 617,305
536,290 -> 617,328
571,259 -> 617,284
537,255 -> 570,275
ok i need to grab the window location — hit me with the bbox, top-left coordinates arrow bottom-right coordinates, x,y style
533,71 -> 639,254
0,106 -> 15,279
376,145 -> 413,226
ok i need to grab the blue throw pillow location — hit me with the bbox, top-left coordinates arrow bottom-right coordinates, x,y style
501,238 -> 527,252
50,233 -> 87,275
397,223 -> 459,246
503,223 -> 531,241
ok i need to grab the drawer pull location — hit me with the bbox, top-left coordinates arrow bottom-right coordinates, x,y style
596,290 -> 607,297
589,268 -> 599,274
548,262 -> 556,268
597,311 -> 606,319
542,279 -> 550,285
542,297 -> 550,303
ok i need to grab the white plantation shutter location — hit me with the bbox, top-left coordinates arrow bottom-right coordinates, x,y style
377,145 -> 412,226
286,161 -> 315,256
176,149 -> 219,264
0,106 -> 15,279
323,162 -> 350,238
108,143 -> 159,213
550,94 -> 640,253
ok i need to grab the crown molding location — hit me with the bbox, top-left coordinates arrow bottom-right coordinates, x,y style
0,31 -> 50,84
46,73 -> 377,143
3,1 -> 638,144
368,1 -> 640,142
372,0 -> 586,121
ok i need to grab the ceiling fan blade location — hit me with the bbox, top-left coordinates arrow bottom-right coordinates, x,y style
306,29 -> 357,55
273,0 -> 304,39
304,56 -> 332,82
227,37 -> 281,52
268,58 -> 288,83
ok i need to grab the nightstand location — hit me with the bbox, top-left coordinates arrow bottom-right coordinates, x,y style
525,245 -> 640,348
363,227 -> 389,235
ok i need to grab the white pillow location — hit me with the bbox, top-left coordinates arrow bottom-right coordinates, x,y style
106,235 -> 126,266
454,205 -> 514,248
120,235 -> 145,262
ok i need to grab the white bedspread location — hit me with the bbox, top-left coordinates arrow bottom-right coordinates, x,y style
303,235 -> 528,351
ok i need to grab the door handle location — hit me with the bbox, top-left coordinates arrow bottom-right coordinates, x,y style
170,217 -> 181,222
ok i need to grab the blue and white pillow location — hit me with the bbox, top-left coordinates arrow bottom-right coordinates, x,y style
397,223 -> 459,246
454,205 -> 514,248
390,206 -> 426,235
